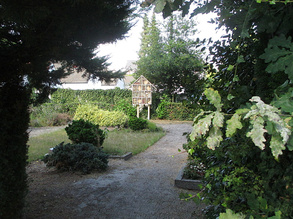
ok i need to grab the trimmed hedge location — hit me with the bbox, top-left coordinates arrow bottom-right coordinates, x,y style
50,88 -> 132,105
156,102 -> 199,121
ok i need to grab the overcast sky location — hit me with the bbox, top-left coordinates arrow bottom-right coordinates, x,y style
97,11 -> 224,71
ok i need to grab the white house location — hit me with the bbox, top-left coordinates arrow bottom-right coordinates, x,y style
59,72 -> 125,90
56,61 -> 136,90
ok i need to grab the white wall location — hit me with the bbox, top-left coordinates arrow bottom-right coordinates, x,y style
60,78 -> 124,90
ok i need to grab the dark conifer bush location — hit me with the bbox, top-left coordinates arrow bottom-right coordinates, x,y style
128,117 -> 147,131
44,142 -> 109,174
65,119 -> 106,147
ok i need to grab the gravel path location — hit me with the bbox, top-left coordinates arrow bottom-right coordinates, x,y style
24,122 -> 205,219
28,126 -> 66,138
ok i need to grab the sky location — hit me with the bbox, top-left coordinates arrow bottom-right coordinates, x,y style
97,11 -> 225,71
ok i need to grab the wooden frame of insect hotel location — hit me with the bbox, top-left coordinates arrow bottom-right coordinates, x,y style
131,75 -> 155,120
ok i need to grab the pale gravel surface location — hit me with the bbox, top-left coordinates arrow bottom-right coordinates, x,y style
28,126 -> 67,138
24,121 -> 205,219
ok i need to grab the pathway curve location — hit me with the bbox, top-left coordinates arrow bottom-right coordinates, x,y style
25,122 -> 204,219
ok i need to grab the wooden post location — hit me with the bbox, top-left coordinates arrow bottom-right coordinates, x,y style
137,105 -> 139,118
148,104 -> 151,120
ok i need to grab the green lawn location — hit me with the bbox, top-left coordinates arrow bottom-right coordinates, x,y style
28,129 -> 71,162
28,128 -> 165,162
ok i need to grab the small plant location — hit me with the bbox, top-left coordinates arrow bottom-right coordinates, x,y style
146,121 -> 163,132
53,113 -> 72,126
65,119 -> 106,147
183,159 -> 205,180
128,117 -> 147,131
43,142 -> 109,174
156,94 -> 170,119
114,99 -> 136,117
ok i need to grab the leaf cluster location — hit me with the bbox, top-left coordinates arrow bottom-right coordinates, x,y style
191,88 -> 292,158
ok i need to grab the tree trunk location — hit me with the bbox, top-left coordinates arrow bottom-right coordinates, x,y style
0,80 -> 30,218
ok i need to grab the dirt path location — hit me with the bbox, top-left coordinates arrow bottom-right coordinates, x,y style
24,121 -> 205,219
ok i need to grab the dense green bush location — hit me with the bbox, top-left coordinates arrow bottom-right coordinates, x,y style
128,117 -> 147,131
156,102 -> 198,120
156,94 -> 199,120
184,130 -> 293,218
114,99 -> 136,117
156,95 -> 170,119
65,119 -> 106,147
74,104 -> 128,127
43,142 -> 109,174
165,102 -> 198,120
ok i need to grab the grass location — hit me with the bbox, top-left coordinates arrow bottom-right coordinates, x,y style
27,127 -> 165,162
27,129 -> 71,162
102,129 -> 165,155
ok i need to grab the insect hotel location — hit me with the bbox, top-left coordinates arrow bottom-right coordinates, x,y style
131,75 -> 155,120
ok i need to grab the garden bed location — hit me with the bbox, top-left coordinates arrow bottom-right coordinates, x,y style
174,164 -> 202,190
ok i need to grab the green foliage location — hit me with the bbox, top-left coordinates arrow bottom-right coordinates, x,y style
156,94 -> 199,120
114,99 -> 136,117
191,88 -> 291,158
135,13 -> 205,99
43,142 -> 109,174
65,119 -> 106,147
184,131 -> 293,218
51,88 -> 132,105
30,103 -> 73,127
183,159 -> 205,180
156,94 -> 170,119
146,0 -> 293,218
260,35 -> 293,82
219,209 -> 246,219
146,120 -> 163,132
128,117 -> 147,131
165,102 -> 199,120
74,104 -> 128,127
28,129 -> 71,162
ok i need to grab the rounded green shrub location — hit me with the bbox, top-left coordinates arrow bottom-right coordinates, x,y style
74,104 -> 128,127
65,119 -> 106,147
43,142 -> 109,174
128,117 -> 147,131
114,99 -> 136,117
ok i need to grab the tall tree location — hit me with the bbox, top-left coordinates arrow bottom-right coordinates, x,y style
159,14 -> 204,100
135,13 -> 163,83
135,12 -> 204,100
0,1 -> 134,218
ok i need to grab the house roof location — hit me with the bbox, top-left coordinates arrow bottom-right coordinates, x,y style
124,75 -> 135,87
60,72 -> 88,83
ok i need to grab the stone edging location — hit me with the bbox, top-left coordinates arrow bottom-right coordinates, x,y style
174,164 -> 202,190
109,152 -> 132,160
